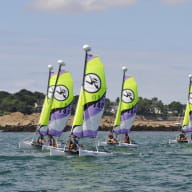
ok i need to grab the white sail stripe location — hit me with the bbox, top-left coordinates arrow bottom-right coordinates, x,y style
48,115 -> 70,132
39,125 -> 48,133
73,125 -> 83,134
120,114 -> 136,130
83,109 -> 104,132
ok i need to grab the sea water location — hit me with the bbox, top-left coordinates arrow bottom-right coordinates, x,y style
0,131 -> 192,192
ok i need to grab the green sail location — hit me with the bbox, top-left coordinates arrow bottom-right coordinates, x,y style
38,71 -> 56,126
72,55 -> 107,138
182,76 -> 192,132
114,76 -> 138,134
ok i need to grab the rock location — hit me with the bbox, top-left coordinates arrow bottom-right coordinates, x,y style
0,113 -> 181,132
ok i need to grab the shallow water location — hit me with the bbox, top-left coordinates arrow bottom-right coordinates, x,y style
1,131 -> 192,192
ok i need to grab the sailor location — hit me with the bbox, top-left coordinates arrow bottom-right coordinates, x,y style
68,135 -> 79,151
124,133 -> 130,144
107,131 -> 118,143
47,135 -> 56,147
37,133 -> 44,145
177,131 -> 187,141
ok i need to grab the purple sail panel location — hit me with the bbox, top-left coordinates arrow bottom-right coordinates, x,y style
73,130 -> 97,138
48,104 -> 72,137
115,128 -> 130,135
182,126 -> 192,133
39,126 -> 48,136
87,54 -> 97,62
48,129 -> 63,136
84,96 -> 105,121
72,125 -> 83,138
114,106 -> 137,135
73,132 -> 83,138
82,130 -> 97,138
124,76 -> 131,81
121,105 -> 137,121
81,95 -> 106,138
50,104 -> 72,121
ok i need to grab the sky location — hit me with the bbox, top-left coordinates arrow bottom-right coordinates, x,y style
0,0 -> 192,104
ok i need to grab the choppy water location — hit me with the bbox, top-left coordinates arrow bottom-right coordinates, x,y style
1,131 -> 192,192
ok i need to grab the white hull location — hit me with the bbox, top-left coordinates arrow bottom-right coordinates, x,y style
42,143 -> 65,151
50,147 -> 112,157
50,147 -> 79,156
42,145 -> 56,151
168,139 -> 192,144
168,139 -> 178,144
50,147 -> 68,156
79,148 -> 112,157
19,140 -> 57,150
98,141 -> 138,148
19,140 -> 42,149
118,142 -> 138,147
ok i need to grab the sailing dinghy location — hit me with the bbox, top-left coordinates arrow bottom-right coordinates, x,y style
98,66 -> 139,147
50,45 -> 112,157
169,74 -> 192,144
19,60 -> 73,150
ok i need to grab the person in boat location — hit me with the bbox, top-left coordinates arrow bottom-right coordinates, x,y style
107,132 -> 119,143
68,135 -> 79,151
47,135 -> 57,147
177,131 -> 188,142
36,133 -> 44,145
123,133 -> 130,144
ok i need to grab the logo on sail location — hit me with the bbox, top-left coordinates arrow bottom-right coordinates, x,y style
122,89 -> 134,103
84,73 -> 101,93
48,85 -> 69,101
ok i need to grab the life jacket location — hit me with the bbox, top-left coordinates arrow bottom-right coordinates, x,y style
125,136 -> 130,143
68,140 -> 77,150
69,143 -> 74,150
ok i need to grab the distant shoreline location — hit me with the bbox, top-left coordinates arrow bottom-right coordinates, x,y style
0,112 -> 182,132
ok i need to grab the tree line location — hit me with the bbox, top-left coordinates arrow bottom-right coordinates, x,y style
0,89 -> 186,119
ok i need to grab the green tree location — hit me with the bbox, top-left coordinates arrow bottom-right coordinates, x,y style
168,101 -> 185,116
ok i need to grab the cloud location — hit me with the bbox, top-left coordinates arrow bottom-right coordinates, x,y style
28,0 -> 138,14
162,0 -> 188,6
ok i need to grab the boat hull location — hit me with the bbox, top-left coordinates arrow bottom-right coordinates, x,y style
50,147 -> 79,156
50,147 -> 112,156
19,140 -> 42,149
42,145 -> 56,151
98,141 -> 138,148
79,148 -> 112,157
168,139 -> 192,144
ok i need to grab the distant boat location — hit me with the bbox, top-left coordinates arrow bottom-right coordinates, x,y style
98,66 -> 139,147
169,74 -> 192,144
50,45 -> 112,156
19,60 -> 73,150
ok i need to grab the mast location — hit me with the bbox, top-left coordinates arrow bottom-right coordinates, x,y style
51,60 -> 65,99
188,74 -> 192,103
120,66 -> 128,103
82,44 -> 91,87
71,45 -> 91,135
46,65 -> 53,97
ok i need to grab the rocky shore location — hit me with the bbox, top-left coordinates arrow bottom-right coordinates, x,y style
0,112 -> 182,132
